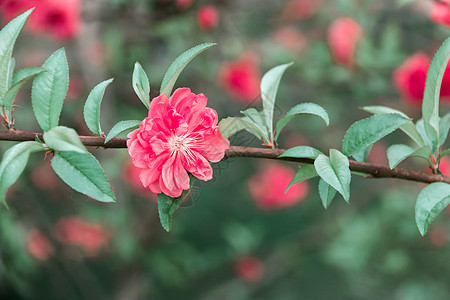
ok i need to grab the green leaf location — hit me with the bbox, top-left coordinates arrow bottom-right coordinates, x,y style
241,108 -> 269,137
51,151 -> 115,203
0,9 -> 33,97
43,126 -> 88,154
415,182 -> 450,236
83,78 -> 114,136
157,190 -> 190,232
318,179 -> 337,209
261,62 -> 293,141
386,144 -> 432,169
439,148 -> 450,160
6,57 -> 15,91
160,43 -> 216,97
363,105 -> 425,147
286,164 -> 318,192
342,113 -> 410,156
314,149 -> 351,202
0,141 -> 44,207
275,102 -> 329,141
439,112 -> 450,148
278,146 -> 323,160
422,38 -> 450,153
132,62 -> 150,109
352,145 -> 371,163
105,120 -> 141,143
416,119 -> 433,149
218,117 -> 270,144
31,48 -> 69,132
2,68 -> 46,117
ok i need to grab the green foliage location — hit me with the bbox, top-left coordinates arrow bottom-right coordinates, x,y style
275,102 -> 329,141
31,48 -> 69,132
6,57 -> 15,92
438,112 -> 450,148
386,144 -> 432,169
286,164 -> 318,192
218,116 -> 271,144
342,113 -> 410,156
132,62 -> 150,108
51,151 -> 116,203
157,190 -> 190,232
278,146 -> 323,159
0,141 -> 44,207
105,120 -> 141,143
0,9 -> 33,97
160,43 -> 216,97
240,108 -> 269,137
415,182 -> 450,235
83,78 -> 114,136
43,126 -> 88,154
318,178 -> 337,209
314,149 -> 351,202
352,145 -> 371,163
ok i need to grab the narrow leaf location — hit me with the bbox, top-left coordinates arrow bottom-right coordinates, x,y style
0,9 -> 33,97
105,120 -> 141,143
241,108 -> 269,137
416,119 -> 433,149
160,43 -> 216,96
386,144 -> 432,169
286,164 -> 318,192
43,126 -> 88,154
51,151 -> 115,203
218,117 -> 270,144
6,57 -> 15,91
439,112 -> 450,148
314,150 -> 351,202
0,141 -> 44,207
318,179 -> 337,209
278,146 -> 323,160
157,190 -> 190,232
261,62 -> 293,141
439,148 -> 450,159
132,62 -> 150,108
275,102 -> 329,141
83,78 -> 114,136
31,48 -> 69,132
415,182 -> 450,235
342,113 -> 410,156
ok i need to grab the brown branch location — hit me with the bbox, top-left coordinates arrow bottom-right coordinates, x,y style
1,130 -> 449,185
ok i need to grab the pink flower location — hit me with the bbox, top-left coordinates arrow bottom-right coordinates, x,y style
218,53 -> 261,103
0,0 -> 34,22
54,217 -> 110,257
27,229 -> 54,260
248,162 -> 309,210
123,161 -> 157,199
393,53 -> 450,105
327,17 -> 363,68
127,88 -> 230,198
272,27 -> 307,54
281,0 -> 322,21
430,2 -> 450,27
177,0 -> 194,10
234,256 -> 265,283
439,155 -> 450,176
197,5 -> 219,31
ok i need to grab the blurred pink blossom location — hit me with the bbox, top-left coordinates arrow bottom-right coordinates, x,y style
123,161 -> 157,199
439,155 -> 450,176
218,53 -> 261,103
327,17 -> 363,68
177,0 -> 194,10
31,160 -> 60,190
27,229 -> 54,260
0,0 -> 33,22
281,0 -> 322,21
273,27 -> 307,53
234,256 -> 265,283
197,5 -> 219,31
248,162 -> 308,210
430,1 -> 450,27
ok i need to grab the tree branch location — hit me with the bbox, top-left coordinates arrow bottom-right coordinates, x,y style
1,130 -> 448,185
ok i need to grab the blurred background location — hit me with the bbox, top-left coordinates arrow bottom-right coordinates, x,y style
0,0 -> 449,299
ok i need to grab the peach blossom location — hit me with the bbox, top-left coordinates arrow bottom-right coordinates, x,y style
327,17 -> 363,67
234,256 -> 265,283
27,229 -> 53,260
197,5 -> 219,31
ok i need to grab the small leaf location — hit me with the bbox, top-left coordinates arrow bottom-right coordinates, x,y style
218,117 -> 270,144
241,108 -> 269,137
83,78 -> 114,136
416,119 -> 433,149
386,144 -> 432,169
43,126 -> 88,154
132,62 -> 150,108
314,149 -> 351,202
318,179 -> 337,209
51,151 -> 115,203
0,141 -> 44,207
439,148 -> 450,160
439,112 -> 450,148
415,182 -> 450,235
31,48 -> 69,132
6,57 -> 15,91
363,105 -> 425,147
275,102 -> 329,141
352,145 -> 371,163
261,62 -> 293,141
286,164 -> 318,192
160,43 -> 216,96
422,38 -> 450,153
105,120 -> 141,143
342,113 -> 410,156
157,190 -> 190,232
278,146 -> 323,160
0,9 -> 33,97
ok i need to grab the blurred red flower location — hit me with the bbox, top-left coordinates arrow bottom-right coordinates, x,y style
177,0 -> 194,10
272,27 -> 307,54
393,52 -> 450,105
430,1 -> 450,27
27,229 -> 54,260
31,160 -> 60,190
439,155 -> 450,176
327,17 -> 363,68
218,53 -> 261,103
123,160 -> 157,199
197,5 -> 219,31
54,217 -> 110,257
0,0 -> 33,21
248,162 -> 308,210
281,0 -> 322,21
234,256 -> 265,283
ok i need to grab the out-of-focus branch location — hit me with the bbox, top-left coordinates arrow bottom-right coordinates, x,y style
0,130 -> 448,185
